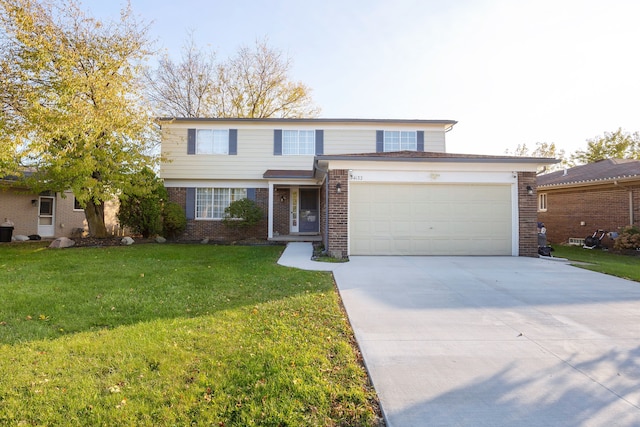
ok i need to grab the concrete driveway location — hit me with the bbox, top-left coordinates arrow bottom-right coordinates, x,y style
330,255 -> 640,427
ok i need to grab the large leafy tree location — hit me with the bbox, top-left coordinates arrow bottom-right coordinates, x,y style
146,37 -> 319,118
504,142 -> 566,173
0,0 -> 157,237
570,128 -> 640,165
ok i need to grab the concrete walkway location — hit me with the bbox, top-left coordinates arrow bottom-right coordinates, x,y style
278,243 -> 640,427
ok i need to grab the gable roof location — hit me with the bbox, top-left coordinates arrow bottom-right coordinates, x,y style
537,159 -> 640,188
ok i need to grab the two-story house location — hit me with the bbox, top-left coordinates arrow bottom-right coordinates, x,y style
159,118 -> 555,257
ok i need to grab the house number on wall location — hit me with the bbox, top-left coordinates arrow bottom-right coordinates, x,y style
350,174 -> 364,181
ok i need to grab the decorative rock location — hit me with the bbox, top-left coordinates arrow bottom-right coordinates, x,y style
49,237 -> 76,248
201,238 -> 209,244
155,236 -> 167,243
13,235 -> 30,241
121,236 -> 135,245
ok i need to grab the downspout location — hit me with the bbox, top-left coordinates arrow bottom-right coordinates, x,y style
630,190 -> 634,225
314,159 -> 330,251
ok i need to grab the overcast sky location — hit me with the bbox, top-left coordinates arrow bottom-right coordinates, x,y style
87,0 -> 640,156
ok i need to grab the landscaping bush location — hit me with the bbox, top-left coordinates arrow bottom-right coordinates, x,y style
117,168 -> 167,238
222,198 -> 263,239
162,201 -> 187,239
613,225 -> 640,250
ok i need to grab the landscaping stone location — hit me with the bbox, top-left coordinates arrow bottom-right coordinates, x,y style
121,236 -> 135,245
49,237 -> 76,248
155,236 -> 167,243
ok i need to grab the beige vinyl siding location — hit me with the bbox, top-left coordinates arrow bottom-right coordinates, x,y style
160,122 -> 448,180
161,127 -> 315,180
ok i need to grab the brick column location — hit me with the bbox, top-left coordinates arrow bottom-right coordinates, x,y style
518,172 -> 538,257
327,169 -> 349,258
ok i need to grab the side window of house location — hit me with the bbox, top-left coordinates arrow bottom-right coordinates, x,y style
73,197 -> 83,211
195,188 -> 247,219
538,193 -> 547,211
283,130 -> 315,155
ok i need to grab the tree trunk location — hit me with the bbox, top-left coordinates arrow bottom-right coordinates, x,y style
84,200 -> 108,238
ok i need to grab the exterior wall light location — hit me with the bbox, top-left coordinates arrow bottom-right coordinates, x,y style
336,183 -> 342,193
526,185 -> 533,196
31,199 -> 38,206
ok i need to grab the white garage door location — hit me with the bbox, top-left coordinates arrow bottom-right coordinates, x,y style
350,183 -> 513,255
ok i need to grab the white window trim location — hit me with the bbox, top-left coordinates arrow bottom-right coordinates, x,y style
195,188 -> 247,220
196,129 -> 229,155
538,193 -> 547,212
282,130 -> 315,155
383,130 -> 417,152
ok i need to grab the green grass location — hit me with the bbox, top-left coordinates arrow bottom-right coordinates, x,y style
0,243 -> 379,426
551,245 -> 640,282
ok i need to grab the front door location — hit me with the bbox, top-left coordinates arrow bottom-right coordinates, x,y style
38,196 -> 55,237
299,188 -> 319,233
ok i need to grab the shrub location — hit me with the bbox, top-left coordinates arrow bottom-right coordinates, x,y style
117,168 -> 167,238
222,198 -> 264,239
613,226 -> 640,250
162,202 -> 187,239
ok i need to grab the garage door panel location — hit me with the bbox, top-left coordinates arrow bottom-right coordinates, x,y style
350,183 -> 512,256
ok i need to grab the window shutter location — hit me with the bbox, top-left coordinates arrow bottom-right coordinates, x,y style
376,130 -> 384,153
247,188 -> 256,201
274,130 -> 282,155
229,129 -> 238,155
417,131 -> 425,152
315,130 -> 324,155
186,188 -> 196,220
187,129 -> 196,155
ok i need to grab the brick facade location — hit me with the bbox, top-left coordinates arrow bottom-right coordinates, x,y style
517,172 -> 538,257
326,169 -> 349,258
167,187 -> 269,241
272,188 -> 290,237
537,184 -> 640,245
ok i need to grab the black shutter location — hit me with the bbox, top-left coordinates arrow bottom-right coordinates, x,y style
229,129 -> 238,155
247,188 -> 256,201
315,130 -> 324,155
186,188 -> 196,220
376,130 -> 384,153
417,131 -> 425,152
187,129 -> 196,155
274,130 -> 282,155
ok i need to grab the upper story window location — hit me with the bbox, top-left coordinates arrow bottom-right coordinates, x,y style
538,193 -> 547,211
384,131 -> 417,151
196,129 -> 229,154
187,128 -> 237,155
283,130 -> 315,155
196,188 -> 247,219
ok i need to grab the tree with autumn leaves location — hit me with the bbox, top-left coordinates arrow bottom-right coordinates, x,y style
0,0 -> 157,237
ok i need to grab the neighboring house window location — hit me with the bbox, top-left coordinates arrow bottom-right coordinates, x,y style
196,129 -> 229,154
538,193 -> 547,211
282,130 -> 315,155
73,197 -> 83,211
196,188 -> 247,219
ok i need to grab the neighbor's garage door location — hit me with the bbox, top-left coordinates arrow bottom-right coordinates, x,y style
350,183 -> 512,255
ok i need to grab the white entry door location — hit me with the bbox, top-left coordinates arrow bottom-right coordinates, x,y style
38,196 -> 55,237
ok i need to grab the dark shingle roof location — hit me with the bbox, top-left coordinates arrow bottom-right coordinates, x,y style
537,159 -> 640,187
317,151 -> 557,164
263,169 -> 315,179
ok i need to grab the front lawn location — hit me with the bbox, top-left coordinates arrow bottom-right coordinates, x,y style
551,245 -> 640,282
0,243 -> 380,426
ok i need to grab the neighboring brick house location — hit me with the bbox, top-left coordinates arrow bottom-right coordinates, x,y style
537,159 -> 640,245
159,118 -> 555,257
0,175 -> 123,239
